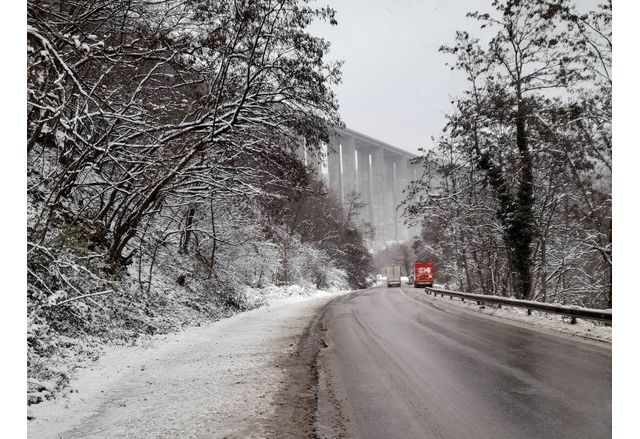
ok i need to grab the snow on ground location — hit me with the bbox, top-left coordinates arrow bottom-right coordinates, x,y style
243,284 -> 341,308
28,289 -> 344,439
425,287 -> 611,342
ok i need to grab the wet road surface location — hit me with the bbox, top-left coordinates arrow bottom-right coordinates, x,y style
320,284 -> 611,439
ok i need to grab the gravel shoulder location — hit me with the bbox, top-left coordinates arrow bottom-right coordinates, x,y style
28,293 -> 341,439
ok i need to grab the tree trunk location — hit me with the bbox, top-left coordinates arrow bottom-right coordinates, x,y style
509,97 -> 535,300
180,204 -> 196,253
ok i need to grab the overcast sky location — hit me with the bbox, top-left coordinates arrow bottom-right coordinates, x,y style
310,0 -> 601,155
310,0 -> 494,155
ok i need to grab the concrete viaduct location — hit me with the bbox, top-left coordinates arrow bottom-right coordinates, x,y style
301,127 -> 420,248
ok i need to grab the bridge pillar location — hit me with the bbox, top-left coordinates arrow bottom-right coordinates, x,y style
327,139 -> 342,203
356,148 -> 373,223
392,159 -> 399,240
322,128 -> 422,247
340,135 -> 357,203
318,142 -> 329,186
306,140 -> 324,181
371,147 -> 386,244
396,156 -> 410,241
384,157 -> 396,242
295,138 -> 324,182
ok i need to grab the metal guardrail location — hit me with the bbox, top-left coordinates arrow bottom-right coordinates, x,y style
425,287 -> 612,323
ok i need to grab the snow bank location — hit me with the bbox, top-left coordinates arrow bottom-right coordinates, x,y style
242,284 -> 344,308
28,292 -> 344,438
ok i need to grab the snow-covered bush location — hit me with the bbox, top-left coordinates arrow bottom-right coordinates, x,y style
26,0 -> 366,402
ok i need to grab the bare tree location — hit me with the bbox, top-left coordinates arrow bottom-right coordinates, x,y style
404,0 -> 611,306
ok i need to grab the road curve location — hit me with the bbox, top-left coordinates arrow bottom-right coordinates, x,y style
319,284 -> 611,439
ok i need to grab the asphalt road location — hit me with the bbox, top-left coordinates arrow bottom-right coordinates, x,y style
320,284 -> 611,439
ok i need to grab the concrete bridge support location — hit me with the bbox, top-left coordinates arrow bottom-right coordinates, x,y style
311,127 -> 420,248
356,149 -> 373,223
382,157 -> 395,242
395,156 -> 410,241
327,142 -> 342,203
298,139 -> 324,181
340,135 -> 357,202
370,146 -> 386,242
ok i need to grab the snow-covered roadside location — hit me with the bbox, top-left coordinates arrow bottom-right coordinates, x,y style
28,290 -> 344,439
424,289 -> 611,342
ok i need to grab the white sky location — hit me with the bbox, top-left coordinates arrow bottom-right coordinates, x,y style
310,0 -> 494,154
310,0 -> 601,155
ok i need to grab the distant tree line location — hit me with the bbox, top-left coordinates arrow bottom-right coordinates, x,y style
404,0 -> 611,308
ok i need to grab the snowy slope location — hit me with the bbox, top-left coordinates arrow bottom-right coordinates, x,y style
28,292 -> 341,438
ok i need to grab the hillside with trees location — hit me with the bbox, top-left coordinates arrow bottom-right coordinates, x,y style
27,0 -> 374,399
404,0 -> 611,308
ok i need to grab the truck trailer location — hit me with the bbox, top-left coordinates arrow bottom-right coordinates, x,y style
386,266 -> 402,287
414,261 -> 434,288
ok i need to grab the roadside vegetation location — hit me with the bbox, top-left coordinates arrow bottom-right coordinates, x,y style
27,0 -> 374,402
404,0 -> 611,308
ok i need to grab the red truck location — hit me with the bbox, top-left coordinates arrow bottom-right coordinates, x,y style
413,261 -> 434,288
